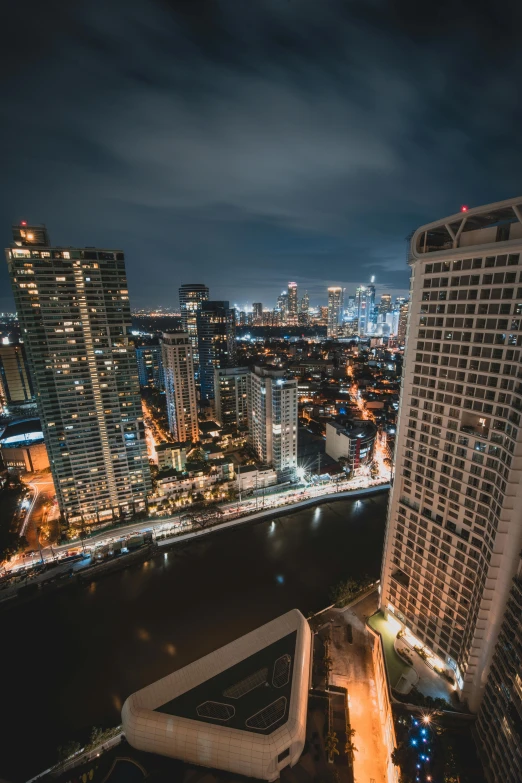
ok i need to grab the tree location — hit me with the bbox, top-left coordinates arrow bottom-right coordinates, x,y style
57,740 -> 81,761
325,731 -> 339,760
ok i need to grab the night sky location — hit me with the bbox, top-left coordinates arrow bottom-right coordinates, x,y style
2,0 -> 522,312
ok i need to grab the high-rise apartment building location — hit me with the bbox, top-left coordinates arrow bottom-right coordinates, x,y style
179,283 -> 209,371
276,291 -> 288,323
287,282 -> 298,322
327,287 -> 344,338
214,366 -> 249,430
136,344 -> 164,390
397,301 -> 409,345
252,302 -> 263,324
380,197 -> 522,711
475,555 -> 522,783
247,365 -> 298,478
161,332 -> 198,443
378,294 -> 392,315
0,343 -> 33,407
197,301 -> 236,402
299,291 -> 310,325
6,223 -> 151,524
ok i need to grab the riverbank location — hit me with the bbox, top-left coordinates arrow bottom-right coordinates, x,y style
156,482 -> 390,547
0,483 -> 389,611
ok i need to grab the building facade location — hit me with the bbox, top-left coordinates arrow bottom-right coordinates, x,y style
214,366 -> 249,430
0,343 -> 33,407
161,332 -> 199,443
179,283 -> 209,371
5,223 -> 151,524
136,344 -> 164,390
327,287 -> 344,338
247,366 -> 298,478
197,301 -> 236,402
325,418 -> 377,472
475,555 -> 522,783
380,197 -> 522,711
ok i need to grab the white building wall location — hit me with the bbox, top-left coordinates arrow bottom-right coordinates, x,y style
381,197 -> 522,711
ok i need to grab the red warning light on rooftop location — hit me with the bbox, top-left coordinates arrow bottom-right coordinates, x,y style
461,205 -> 468,212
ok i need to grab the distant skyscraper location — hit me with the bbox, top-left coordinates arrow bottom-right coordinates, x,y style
277,291 -> 288,322
327,287 -> 344,338
378,294 -> 392,315
179,284 -> 209,371
300,291 -> 309,318
0,343 -> 33,406
161,332 -> 198,443
287,282 -> 298,322
252,302 -> 263,324
197,301 -> 236,402
397,301 -> 409,345
380,197 -> 522,711
247,366 -> 298,478
356,282 -> 376,335
214,366 -> 249,430
6,223 -> 151,524
136,345 -> 164,390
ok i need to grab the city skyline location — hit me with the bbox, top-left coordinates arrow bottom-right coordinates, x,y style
3,3 -> 522,312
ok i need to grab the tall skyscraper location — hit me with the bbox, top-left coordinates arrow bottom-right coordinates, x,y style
378,294 -> 392,316
6,223 -> 151,524
161,332 -> 198,443
397,301 -> 409,345
214,366 -> 249,430
0,343 -> 33,407
247,366 -> 298,478
136,345 -> 164,390
327,287 -> 344,338
380,197 -> 522,711
276,291 -> 288,323
179,284 -> 209,371
252,302 -> 263,324
475,554 -> 522,783
287,282 -> 298,322
299,291 -> 310,324
197,301 -> 236,402
356,281 -> 376,335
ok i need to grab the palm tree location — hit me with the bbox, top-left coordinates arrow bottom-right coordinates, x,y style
325,731 -> 339,761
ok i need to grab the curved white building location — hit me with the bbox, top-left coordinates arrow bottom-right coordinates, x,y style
380,196 -> 522,711
122,609 -> 312,781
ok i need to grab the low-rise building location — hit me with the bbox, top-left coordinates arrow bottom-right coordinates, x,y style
325,418 -> 377,472
236,465 -> 278,493
0,418 -> 49,473
155,441 -> 188,472
122,609 -> 312,782
156,459 -> 235,500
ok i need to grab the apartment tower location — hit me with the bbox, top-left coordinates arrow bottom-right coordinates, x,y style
179,283 -> 209,371
247,365 -> 298,479
5,223 -> 151,524
197,301 -> 236,402
380,197 -> 522,711
327,286 -> 344,338
161,332 -> 198,443
214,366 -> 249,430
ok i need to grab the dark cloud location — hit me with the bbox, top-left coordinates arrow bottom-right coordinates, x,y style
1,0 -> 522,310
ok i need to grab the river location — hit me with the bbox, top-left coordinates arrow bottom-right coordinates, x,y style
2,492 -> 387,781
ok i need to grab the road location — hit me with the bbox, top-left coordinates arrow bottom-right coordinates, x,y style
4,476 -> 390,575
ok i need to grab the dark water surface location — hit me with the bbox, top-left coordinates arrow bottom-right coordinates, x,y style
3,493 -> 387,780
